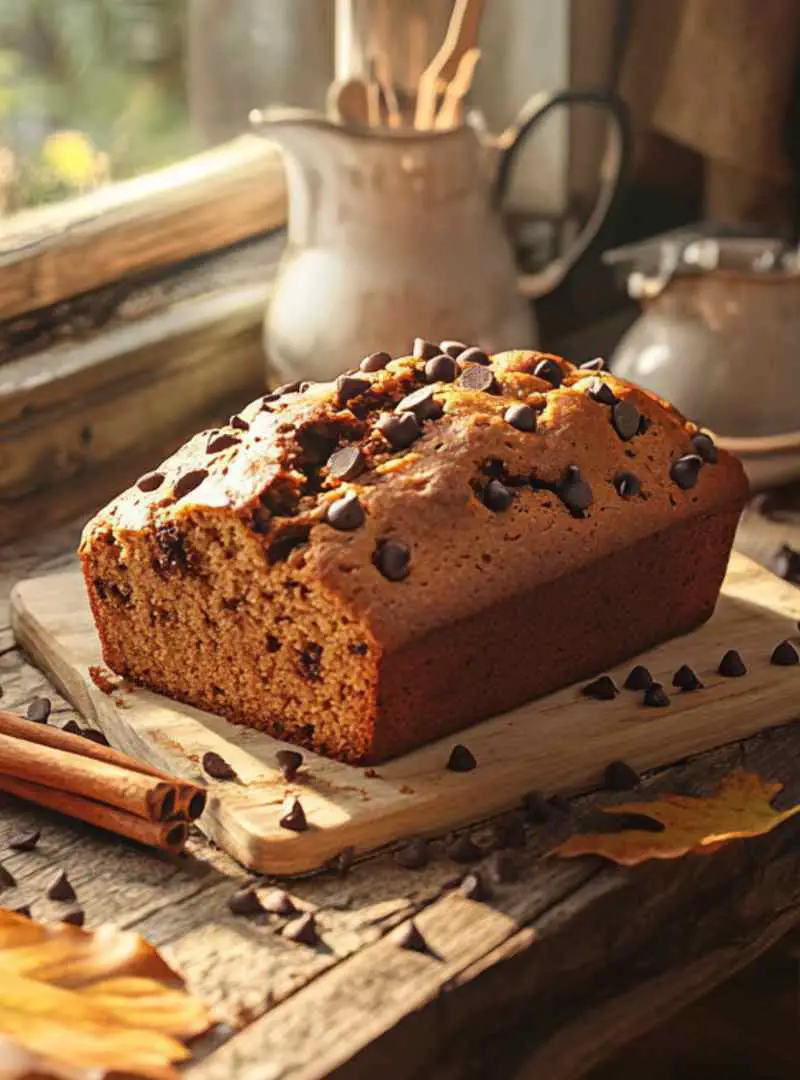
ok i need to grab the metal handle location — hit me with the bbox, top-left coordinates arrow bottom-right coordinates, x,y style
495,88 -> 630,300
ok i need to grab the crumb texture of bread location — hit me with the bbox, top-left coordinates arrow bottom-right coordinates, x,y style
80,349 -> 749,763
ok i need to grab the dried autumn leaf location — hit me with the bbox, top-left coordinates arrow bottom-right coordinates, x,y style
554,769 -> 800,867
0,910 -> 212,1080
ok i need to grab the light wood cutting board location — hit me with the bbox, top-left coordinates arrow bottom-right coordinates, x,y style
10,554 -> 800,875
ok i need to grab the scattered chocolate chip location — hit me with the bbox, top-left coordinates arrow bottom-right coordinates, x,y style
62,720 -> 83,735
283,912 -> 318,946
228,886 -> 264,916
274,381 -> 302,396
137,471 -> 165,493
46,870 -> 76,902
360,350 -> 391,372
457,346 -> 490,366
230,415 -> 250,431
534,358 -> 563,387
582,675 -> 619,701
460,871 -> 491,901
327,446 -> 366,482
8,829 -> 40,852
374,539 -> 410,581
424,353 -> 459,383
276,749 -> 303,781
718,649 -> 747,677
773,545 -> 800,584
521,790 -> 551,824
440,339 -> 468,358
580,357 -> 605,371
643,682 -> 670,707
638,415 -> 652,435
446,744 -> 477,772
623,665 -> 652,690
173,469 -> 208,500
26,697 -> 51,723
11,904 -> 31,918
394,838 -> 429,870
279,795 -> 307,832
770,640 -> 799,666
61,907 -> 85,927
413,338 -> 439,361
336,374 -> 371,406
492,812 -> 526,850
0,864 -> 16,889
504,402 -> 536,432
82,729 -> 109,746
349,642 -> 369,656
670,454 -> 703,491
377,412 -> 421,450
611,400 -> 641,441
614,471 -> 641,498
560,466 -> 593,515
207,432 -> 240,455
587,378 -> 616,406
692,432 -> 718,463
604,760 -> 640,791
457,364 -> 496,393
389,919 -> 429,953
326,491 -> 365,531
326,847 -> 355,876
202,751 -> 238,781
397,385 -> 443,421
672,664 -> 703,691
483,479 -> 513,512
262,888 -> 297,915
489,850 -> 519,883
447,834 -> 481,863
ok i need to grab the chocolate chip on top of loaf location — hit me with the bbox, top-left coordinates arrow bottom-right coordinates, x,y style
80,344 -> 749,764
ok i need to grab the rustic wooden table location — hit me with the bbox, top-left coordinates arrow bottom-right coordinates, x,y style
2,503 -> 800,1080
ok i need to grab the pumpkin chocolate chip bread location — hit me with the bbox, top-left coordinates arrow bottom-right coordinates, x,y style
80,345 -> 748,763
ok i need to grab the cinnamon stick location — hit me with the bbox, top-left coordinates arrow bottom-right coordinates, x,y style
0,774 -> 188,854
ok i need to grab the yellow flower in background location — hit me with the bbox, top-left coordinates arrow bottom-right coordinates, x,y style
41,130 -> 100,187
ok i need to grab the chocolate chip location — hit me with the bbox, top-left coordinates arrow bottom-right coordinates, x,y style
440,339 -> 468,358
11,904 -> 31,918
460,871 -> 491,901
8,828 -> 40,851
396,385 -> 443,421
61,907 -> 85,927
47,870 -> 76,902
692,432 -> 718,464
82,729 -> 109,746
447,834 -> 481,863
230,415 -> 250,431
137,471 -> 165,493
173,469 -> 208,500
446,744 -> 477,772
279,795 -> 307,832
638,415 -> 651,435
276,749 -> 303,781
326,492 -> 365,531
521,790 -> 551,824
770,640 -> 799,666
457,346 -> 490,366
328,446 -> 366,482
394,838 -> 429,870
560,466 -> 593,515
672,664 -> 703,691
581,675 -> 619,700
202,751 -> 238,781
773,545 -> 800,583
457,364 -> 496,393
207,432 -> 239,455
413,338 -> 439,361
587,378 -> 617,406
614,471 -> 641,498
670,454 -> 703,490
274,381 -> 302,396
504,403 -> 536,432
228,886 -> 263,917
283,912 -> 318,946
62,720 -> 83,735
623,665 -> 652,690
643,682 -> 670,707
604,760 -> 640,791
424,353 -> 459,383
611,400 -> 641,441
389,919 -> 429,953
718,649 -> 746,677
534,358 -> 563,387
374,539 -> 410,581
26,697 -> 51,723
360,350 -> 391,372
262,888 -> 297,915
580,357 -> 605,371
377,412 -> 421,450
483,479 -> 513,512
0,864 -> 16,889
489,850 -> 519,883
336,374 -> 371,406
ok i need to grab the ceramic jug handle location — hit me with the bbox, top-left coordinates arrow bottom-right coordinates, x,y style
495,89 -> 630,300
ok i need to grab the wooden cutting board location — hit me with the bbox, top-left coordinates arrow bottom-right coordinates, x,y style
10,554 -> 800,875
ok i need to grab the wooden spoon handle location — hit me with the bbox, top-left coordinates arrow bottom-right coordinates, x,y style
415,0 -> 485,130
433,48 -> 481,130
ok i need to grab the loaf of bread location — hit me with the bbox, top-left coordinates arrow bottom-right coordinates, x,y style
80,344 -> 748,763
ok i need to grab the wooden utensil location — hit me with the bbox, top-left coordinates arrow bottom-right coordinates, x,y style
433,47 -> 481,130
327,77 -> 371,126
373,53 -> 402,129
414,0 -> 485,130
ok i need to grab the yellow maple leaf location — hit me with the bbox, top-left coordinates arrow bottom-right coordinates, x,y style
0,911 -> 212,1080
553,769 -> 800,867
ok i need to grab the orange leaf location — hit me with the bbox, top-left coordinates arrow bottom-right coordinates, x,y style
553,769 -> 800,867
0,910 -> 212,1080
